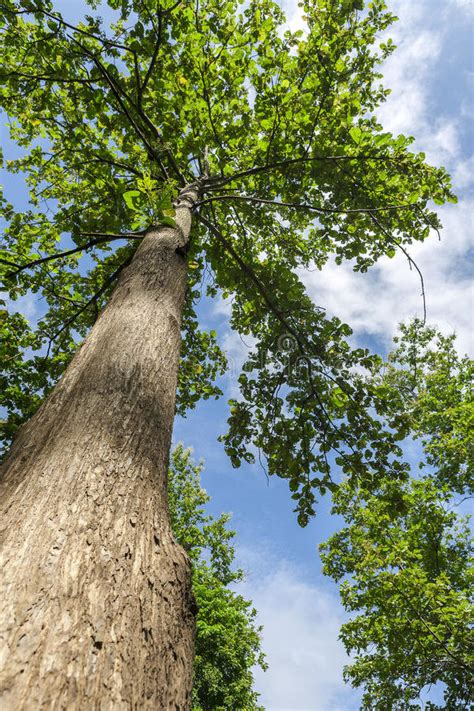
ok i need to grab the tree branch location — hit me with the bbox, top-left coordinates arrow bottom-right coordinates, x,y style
204,154 -> 401,190
0,71 -> 102,85
197,63 -> 225,164
29,4 -> 187,185
4,233 -> 143,277
196,211 -> 357,460
23,6 -> 136,54
388,574 -> 474,675
45,254 -> 134,353
196,193 -> 417,215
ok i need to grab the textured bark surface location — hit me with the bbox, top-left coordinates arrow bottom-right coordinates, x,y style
0,187 -> 198,709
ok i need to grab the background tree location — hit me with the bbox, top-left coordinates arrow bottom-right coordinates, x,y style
168,444 -> 265,711
0,0 -> 456,706
321,322 -> 474,709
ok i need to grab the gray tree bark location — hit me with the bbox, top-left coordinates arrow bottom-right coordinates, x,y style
0,185 -> 199,709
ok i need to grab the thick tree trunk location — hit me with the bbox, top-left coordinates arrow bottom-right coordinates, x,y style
0,186 -> 199,709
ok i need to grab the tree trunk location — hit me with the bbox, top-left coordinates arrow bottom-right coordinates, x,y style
0,186 -> 199,709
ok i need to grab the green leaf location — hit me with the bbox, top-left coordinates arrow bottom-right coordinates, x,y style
159,216 -> 177,228
349,126 -> 363,144
123,190 -> 140,210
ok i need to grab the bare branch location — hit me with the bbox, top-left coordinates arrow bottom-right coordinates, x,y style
369,211 -> 427,323
140,12 -> 163,101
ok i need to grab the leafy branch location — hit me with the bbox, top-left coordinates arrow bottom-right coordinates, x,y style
204,154 -> 406,190
196,193 -> 418,215
44,252 -> 134,355
1,233 -> 144,277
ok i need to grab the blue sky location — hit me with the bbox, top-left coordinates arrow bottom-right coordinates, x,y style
1,1 -> 473,708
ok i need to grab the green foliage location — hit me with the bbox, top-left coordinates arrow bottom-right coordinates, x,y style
123,174 -> 178,229
371,319 -> 473,495
0,0 -> 457,520
168,444 -> 266,711
0,299 -> 78,456
321,324 -> 474,709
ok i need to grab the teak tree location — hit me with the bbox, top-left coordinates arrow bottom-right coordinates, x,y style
0,0 -> 456,707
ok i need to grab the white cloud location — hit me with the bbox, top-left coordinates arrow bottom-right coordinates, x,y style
377,4 -> 443,141
236,548 -> 359,711
452,155 -> 474,189
460,94 -> 474,121
430,119 -> 461,163
2,292 -> 41,324
375,1 -> 470,178
301,198 -> 474,356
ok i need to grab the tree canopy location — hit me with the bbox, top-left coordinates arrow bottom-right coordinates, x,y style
0,0 -> 457,523
321,322 -> 473,709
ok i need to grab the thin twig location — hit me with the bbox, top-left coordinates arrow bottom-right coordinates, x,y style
369,211 -> 427,323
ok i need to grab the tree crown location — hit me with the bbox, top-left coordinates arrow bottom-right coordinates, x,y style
321,324 -> 473,708
0,0 -> 456,522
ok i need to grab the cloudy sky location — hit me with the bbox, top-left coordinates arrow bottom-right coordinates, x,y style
2,0 -> 473,709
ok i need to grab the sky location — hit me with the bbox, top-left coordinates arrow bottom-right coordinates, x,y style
1,1 -> 473,709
